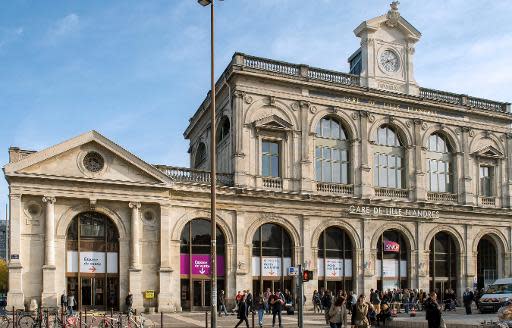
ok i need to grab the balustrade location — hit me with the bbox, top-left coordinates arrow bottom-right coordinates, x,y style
316,182 -> 353,195
427,192 -> 457,203
374,187 -> 408,199
155,165 -> 234,186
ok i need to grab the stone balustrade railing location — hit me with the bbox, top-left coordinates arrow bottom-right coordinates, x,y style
316,182 -> 354,195
480,196 -> 496,207
427,192 -> 457,203
420,87 -> 510,113
374,187 -> 409,199
262,177 -> 283,189
155,165 -> 234,187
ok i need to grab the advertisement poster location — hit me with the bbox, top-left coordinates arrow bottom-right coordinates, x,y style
383,240 -> 400,253
376,259 -> 407,277
179,254 -> 225,276
66,251 -> 118,273
251,257 -> 292,276
317,259 -> 352,277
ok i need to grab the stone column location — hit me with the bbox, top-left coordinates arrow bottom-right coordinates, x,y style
7,194 -> 24,309
41,196 -> 57,307
505,134 -> 512,208
128,202 -> 143,312
299,102 -> 313,193
461,128 -> 475,205
413,120 -> 426,201
232,90 -> 249,187
358,112 -> 373,198
158,204 -> 175,312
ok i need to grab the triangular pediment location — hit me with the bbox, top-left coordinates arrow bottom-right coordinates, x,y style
472,145 -> 503,159
253,115 -> 293,131
4,130 -> 172,185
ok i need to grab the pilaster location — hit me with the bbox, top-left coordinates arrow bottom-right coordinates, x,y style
128,202 -> 143,311
7,193 -> 24,309
158,204 -> 175,312
128,268 -> 144,312
232,90 -> 249,187
413,120 -> 426,201
461,128 -> 475,205
358,111 -> 373,198
41,196 -> 57,307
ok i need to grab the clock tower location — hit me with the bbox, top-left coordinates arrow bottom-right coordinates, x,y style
349,2 -> 421,96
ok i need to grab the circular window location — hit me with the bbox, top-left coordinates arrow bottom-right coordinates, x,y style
143,210 -> 155,222
27,203 -> 42,217
83,152 -> 105,173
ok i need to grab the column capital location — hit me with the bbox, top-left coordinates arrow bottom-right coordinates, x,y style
129,202 -> 141,209
10,193 -> 22,200
42,196 -> 56,204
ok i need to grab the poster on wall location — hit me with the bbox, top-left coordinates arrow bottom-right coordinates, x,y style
66,251 -> 118,273
317,259 -> 352,277
251,257 -> 292,277
179,254 -> 225,276
376,259 -> 407,278
383,241 -> 400,253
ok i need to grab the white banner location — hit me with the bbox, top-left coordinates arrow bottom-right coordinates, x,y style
67,251 -> 118,273
317,258 -> 352,277
252,257 -> 291,277
376,259 -> 407,278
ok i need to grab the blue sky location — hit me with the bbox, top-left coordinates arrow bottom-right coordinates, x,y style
0,0 -> 511,211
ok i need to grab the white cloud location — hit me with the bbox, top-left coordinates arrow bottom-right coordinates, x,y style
44,13 -> 80,45
0,27 -> 23,50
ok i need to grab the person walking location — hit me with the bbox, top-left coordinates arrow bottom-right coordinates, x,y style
351,295 -> 371,328
327,296 -> 348,328
125,292 -> 134,315
269,291 -> 283,328
424,292 -> 442,328
254,292 -> 266,328
235,295 -> 250,328
60,292 -> 67,315
463,288 -> 474,315
313,290 -> 322,313
322,290 -> 333,323
67,293 -> 75,316
370,289 -> 381,314
264,288 -> 272,314
219,290 -> 229,317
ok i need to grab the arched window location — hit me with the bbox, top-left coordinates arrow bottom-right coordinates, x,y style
427,133 -> 453,193
373,125 -> 405,188
252,224 -> 293,294
66,212 -> 119,310
180,219 -> 225,310
477,236 -> 497,290
317,227 -> 353,293
315,116 -> 350,184
376,230 -> 409,290
194,142 -> 207,168
216,116 -> 230,143
429,232 -> 458,297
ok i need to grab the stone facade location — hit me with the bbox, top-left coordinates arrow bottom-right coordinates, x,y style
4,3 -> 512,312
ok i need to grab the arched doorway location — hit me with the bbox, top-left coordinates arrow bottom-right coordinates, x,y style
66,212 -> 119,310
477,236 -> 497,289
252,224 -> 293,294
317,227 -> 353,294
429,232 -> 458,297
179,219 -> 226,311
376,230 -> 409,291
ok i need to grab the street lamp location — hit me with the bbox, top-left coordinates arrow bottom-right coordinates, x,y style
197,0 -> 220,327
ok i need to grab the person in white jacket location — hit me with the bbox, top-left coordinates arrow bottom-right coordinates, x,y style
328,296 -> 348,328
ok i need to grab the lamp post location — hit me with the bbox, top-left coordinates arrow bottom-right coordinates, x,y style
197,0 -> 219,327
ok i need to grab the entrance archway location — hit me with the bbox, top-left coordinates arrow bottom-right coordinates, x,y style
66,211 -> 119,310
252,223 -> 294,294
429,232 -> 458,298
317,227 -> 353,294
477,236 -> 497,289
376,230 -> 409,291
179,219 -> 226,311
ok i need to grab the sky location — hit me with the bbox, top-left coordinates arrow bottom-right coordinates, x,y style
0,0 -> 511,211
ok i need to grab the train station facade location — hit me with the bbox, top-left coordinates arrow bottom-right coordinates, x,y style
4,3 -> 512,312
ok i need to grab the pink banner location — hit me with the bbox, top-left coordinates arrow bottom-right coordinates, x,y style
384,240 -> 400,253
180,254 -> 225,276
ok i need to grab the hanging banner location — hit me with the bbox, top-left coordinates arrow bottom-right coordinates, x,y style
179,254 -> 225,276
317,258 -> 352,277
66,251 -> 118,273
376,260 -> 407,278
384,241 -> 400,253
251,257 -> 292,277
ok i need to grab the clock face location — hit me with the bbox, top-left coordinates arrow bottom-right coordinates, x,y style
379,50 -> 400,73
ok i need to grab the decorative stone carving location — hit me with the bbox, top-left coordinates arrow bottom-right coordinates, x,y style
310,106 -> 317,114
351,112 -> 359,120
268,96 -> 276,106
291,102 -> 299,111
299,100 -> 310,110
421,122 -> 428,131
244,95 -> 253,104
469,129 -> 476,137
385,1 -> 401,28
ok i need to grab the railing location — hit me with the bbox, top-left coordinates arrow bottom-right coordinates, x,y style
243,55 -> 300,77
262,177 -> 283,189
374,187 -> 409,199
420,87 -> 509,113
316,182 -> 353,195
155,165 -> 234,186
308,67 -> 360,86
480,196 -> 496,207
427,192 -> 457,203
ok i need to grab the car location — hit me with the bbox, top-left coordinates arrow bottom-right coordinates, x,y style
479,278 -> 512,313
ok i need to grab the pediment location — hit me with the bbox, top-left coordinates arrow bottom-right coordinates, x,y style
253,115 -> 293,131
354,10 -> 421,42
472,145 -> 503,159
4,131 -> 171,185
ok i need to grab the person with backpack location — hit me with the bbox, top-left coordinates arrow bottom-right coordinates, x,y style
269,291 -> 283,327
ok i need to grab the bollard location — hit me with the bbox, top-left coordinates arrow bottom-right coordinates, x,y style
79,310 -> 82,327
120,313 -> 123,328
111,308 -> 113,318
12,306 -> 15,328
161,311 -> 164,328
45,309 -> 49,328
252,311 -> 255,328
205,311 -> 208,328
61,306 -> 64,328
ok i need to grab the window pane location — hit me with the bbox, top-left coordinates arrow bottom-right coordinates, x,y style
397,169 -> 402,188
316,147 -> 322,158
379,154 -> 387,166
322,119 -> 330,138
271,157 -> 279,177
331,120 -> 340,139
262,156 -> 270,176
323,162 -> 332,181
439,174 -> 446,192
378,128 -> 386,145
388,168 -> 396,188
387,128 -> 396,146
340,127 -> 347,140
270,142 -> 279,154
332,148 -> 340,161
262,142 -> 269,153
430,172 -> 437,192
341,150 -> 348,162
379,167 -> 387,186
316,159 -> 322,181
323,148 -> 331,160
396,156 -> 402,168
431,160 -> 438,172
341,163 -> 348,184
333,162 -> 341,183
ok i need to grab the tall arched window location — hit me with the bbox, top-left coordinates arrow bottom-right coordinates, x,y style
180,219 -> 225,310
427,133 -> 453,193
315,116 -> 350,184
373,125 -> 405,188
66,212 -> 119,310
377,230 -> 409,290
429,232 -> 458,298
216,116 -> 230,143
317,227 -> 353,293
252,224 -> 293,294
477,236 -> 497,289
194,142 -> 207,169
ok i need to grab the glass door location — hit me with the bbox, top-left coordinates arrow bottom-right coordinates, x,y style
192,280 -> 212,309
81,278 -> 92,306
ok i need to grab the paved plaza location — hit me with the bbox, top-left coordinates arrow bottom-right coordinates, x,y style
143,307 -> 500,328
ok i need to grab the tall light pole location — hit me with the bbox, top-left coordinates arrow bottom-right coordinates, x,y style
197,0 -> 218,327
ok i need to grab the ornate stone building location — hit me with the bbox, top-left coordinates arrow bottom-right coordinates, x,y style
4,3 -> 512,312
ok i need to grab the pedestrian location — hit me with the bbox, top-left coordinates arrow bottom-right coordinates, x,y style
424,292 -> 442,328
351,294 -> 371,328
313,290 -> 322,313
125,292 -> 133,315
235,295 -> 250,328
463,288 -> 474,315
67,293 -> 75,316
264,288 -> 272,314
322,290 -> 333,324
254,292 -> 265,328
327,296 -> 348,328
219,290 -> 228,317
269,291 -> 283,328
370,289 -> 381,314
246,290 -> 254,313
60,291 -> 67,315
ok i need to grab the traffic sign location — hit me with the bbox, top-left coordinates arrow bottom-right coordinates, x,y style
287,266 -> 298,276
